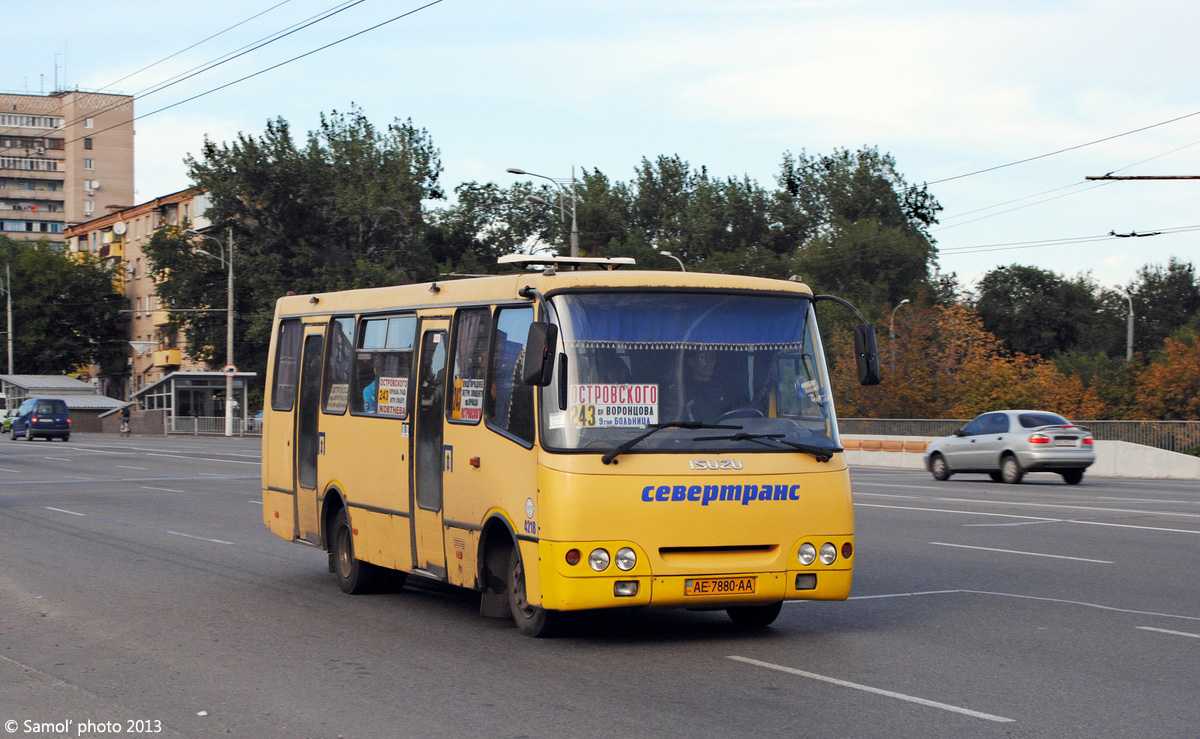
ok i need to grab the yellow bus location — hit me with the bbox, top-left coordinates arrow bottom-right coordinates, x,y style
261,255 -> 880,636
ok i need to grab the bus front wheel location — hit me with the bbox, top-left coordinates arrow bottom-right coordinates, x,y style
332,508 -> 383,594
507,547 -> 559,638
727,602 -> 782,628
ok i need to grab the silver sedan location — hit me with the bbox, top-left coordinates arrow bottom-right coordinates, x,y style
924,410 -> 1095,484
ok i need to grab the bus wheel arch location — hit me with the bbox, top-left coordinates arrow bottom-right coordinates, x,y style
325,496 -> 384,595
477,515 -> 559,637
478,517 -> 514,595
321,488 -> 346,551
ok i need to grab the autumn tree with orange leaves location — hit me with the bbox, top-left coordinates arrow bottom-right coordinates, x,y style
1133,335 -> 1200,420
832,301 -> 1105,419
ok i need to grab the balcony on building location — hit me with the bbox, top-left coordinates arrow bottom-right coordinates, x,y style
152,349 -> 182,368
98,241 -> 124,261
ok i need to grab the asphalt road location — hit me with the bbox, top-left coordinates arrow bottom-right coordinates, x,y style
1,434 -> 1197,738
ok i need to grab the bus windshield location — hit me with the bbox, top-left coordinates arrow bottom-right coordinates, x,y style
540,291 -> 839,455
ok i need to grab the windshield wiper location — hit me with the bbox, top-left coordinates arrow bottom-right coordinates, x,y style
601,422 -> 741,465
693,432 -> 841,463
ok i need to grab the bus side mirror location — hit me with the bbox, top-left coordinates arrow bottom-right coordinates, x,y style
854,324 -> 882,386
523,322 -> 558,386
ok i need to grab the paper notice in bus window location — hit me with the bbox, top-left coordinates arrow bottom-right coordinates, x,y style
377,376 -> 408,417
326,383 -> 349,413
452,378 -> 485,421
568,383 -> 658,428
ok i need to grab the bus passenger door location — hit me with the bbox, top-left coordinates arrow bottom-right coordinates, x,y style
294,328 -> 325,544
411,321 -> 449,578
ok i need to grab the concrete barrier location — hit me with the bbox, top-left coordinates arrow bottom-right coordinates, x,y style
841,436 -> 1200,480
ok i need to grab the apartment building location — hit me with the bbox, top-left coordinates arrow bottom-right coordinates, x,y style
65,189 -> 213,398
0,90 -> 135,243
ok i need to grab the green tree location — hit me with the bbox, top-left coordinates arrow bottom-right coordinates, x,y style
773,147 -> 941,311
1128,258 -> 1200,354
425,180 -> 558,272
0,236 -> 127,375
973,265 -> 1121,357
156,108 -> 444,381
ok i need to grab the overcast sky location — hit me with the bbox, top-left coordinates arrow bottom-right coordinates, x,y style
8,0 -> 1200,292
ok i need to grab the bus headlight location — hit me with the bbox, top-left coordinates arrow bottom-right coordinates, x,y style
589,548 -> 611,571
798,543 -> 816,566
819,542 -> 838,565
615,547 -> 636,571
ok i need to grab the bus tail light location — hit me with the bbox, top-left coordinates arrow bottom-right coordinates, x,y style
565,549 -> 581,566
841,542 -> 853,559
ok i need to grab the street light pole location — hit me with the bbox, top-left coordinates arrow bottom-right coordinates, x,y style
188,228 -> 236,436
1115,285 -> 1134,362
224,227 -> 234,437
889,299 -> 910,370
659,250 -> 686,271
507,167 -> 579,256
5,264 -> 12,376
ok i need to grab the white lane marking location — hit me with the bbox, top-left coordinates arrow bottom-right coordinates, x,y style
856,502 -> 1060,522
117,465 -> 148,470
45,457 -> 70,462
963,520 -> 1058,527
41,506 -> 233,545
50,445 -> 261,464
856,489 -> 1200,520
0,467 -> 18,473
141,486 -> 187,493
249,500 -> 263,505
1097,496 -> 1200,506
141,451 -> 260,465
930,541 -> 1113,563
1136,626 -> 1200,639
857,502 -> 1200,535
727,656 -> 1014,724
160,529 -> 234,545
840,589 -> 1200,623
1068,520 -> 1200,536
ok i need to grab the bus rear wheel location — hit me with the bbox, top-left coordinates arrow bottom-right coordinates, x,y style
727,602 -> 782,628
507,546 -> 559,638
332,508 -> 383,594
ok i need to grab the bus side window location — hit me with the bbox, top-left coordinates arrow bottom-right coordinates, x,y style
352,315 -> 415,417
447,307 -> 490,424
322,317 -> 354,414
271,318 -> 303,411
486,307 -> 534,443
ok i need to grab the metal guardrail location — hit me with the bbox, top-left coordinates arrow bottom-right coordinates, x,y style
839,418 -> 1200,454
168,416 -> 261,437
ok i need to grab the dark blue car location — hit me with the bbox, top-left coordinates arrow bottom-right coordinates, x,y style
11,398 -> 72,441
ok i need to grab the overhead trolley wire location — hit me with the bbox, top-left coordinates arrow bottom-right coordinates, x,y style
0,0 -> 374,148
924,109 -> 1200,187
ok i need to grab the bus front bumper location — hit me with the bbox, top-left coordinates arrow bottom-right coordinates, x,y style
538,568 -> 852,611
